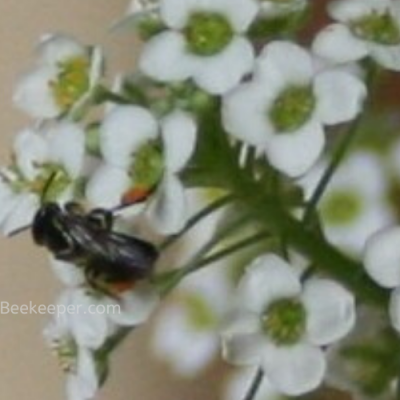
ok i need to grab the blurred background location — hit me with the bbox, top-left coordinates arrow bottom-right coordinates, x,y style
0,1 -> 399,400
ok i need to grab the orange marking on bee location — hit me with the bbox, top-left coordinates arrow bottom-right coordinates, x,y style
109,280 -> 136,294
122,187 -> 151,205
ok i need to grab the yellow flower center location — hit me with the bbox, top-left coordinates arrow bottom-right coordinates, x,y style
50,56 -> 90,112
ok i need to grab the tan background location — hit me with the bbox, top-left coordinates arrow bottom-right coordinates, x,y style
0,1 -> 223,399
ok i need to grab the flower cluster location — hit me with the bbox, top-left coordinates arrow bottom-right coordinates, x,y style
3,0 -> 400,399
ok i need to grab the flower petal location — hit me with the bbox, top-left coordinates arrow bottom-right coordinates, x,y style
50,258 -> 85,287
85,164 -> 131,208
38,34 -> 85,65
13,128 -> 48,180
106,285 -> 159,326
66,347 -> 98,400
152,304 -> 218,376
257,41 -> 313,85
48,122 -> 85,178
328,0 -> 389,23
2,193 -> 39,236
13,66 -> 59,119
160,0 -> 198,29
312,24 -> 368,64
303,279 -> 355,346
221,311 -> 265,366
222,81 -> 274,146
364,227 -> 400,288
238,254 -> 301,314
266,119 -> 325,178
139,31 -> 195,82
146,174 -> 187,234
0,183 -> 18,228
67,288 -> 109,349
314,70 -> 366,125
202,0 -> 258,32
161,110 -> 197,173
101,105 -> 158,168
88,46 -> 103,88
262,342 -> 326,396
193,36 -> 254,95
370,44 -> 400,72
224,367 -> 281,400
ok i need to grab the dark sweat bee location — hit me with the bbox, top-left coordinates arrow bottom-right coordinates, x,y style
31,201 -> 158,294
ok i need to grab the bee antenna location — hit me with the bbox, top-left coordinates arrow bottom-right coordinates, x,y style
7,223 -> 32,237
110,197 -> 147,215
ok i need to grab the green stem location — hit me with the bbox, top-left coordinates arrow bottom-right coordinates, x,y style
302,115 -> 363,226
243,367 -> 264,400
159,193 -> 234,251
195,231 -> 268,273
93,85 -> 130,105
155,230 -> 269,285
159,213 -> 251,295
228,165 -> 387,306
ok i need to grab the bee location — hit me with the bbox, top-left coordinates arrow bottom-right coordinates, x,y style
31,201 -> 158,294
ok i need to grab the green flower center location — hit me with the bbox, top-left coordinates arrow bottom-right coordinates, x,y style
350,12 -> 400,45
269,85 -> 315,133
50,56 -> 90,112
185,12 -> 234,56
321,189 -> 364,227
6,162 -> 71,202
184,293 -> 218,331
262,298 -> 306,345
30,163 -> 72,203
130,141 -> 164,190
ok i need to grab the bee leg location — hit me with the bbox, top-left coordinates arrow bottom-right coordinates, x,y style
87,209 -> 113,232
84,265 -> 102,292
84,265 -> 115,298
53,233 -> 80,262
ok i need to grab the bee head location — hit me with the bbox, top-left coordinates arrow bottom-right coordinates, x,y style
32,202 -> 64,247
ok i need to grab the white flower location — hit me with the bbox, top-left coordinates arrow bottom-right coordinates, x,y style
51,258 -> 159,332
224,367 -> 284,400
300,152 -> 393,256
312,0 -> 400,71
44,314 -> 99,400
14,33 -> 102,119
0,122 -> 85,235
111,0 -> 160,32
152,265 -> 231,377
86,105 -> 197,235
139,0 -> 258,95
223,41 -> 367,177
150,189 -> 229,376
258,0 -> 308,18
363,227 -> 400,333
326,307 -> 395,400
221,254 -> 355,396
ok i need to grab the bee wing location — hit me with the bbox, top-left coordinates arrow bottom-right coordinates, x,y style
66,217 -> 158,278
